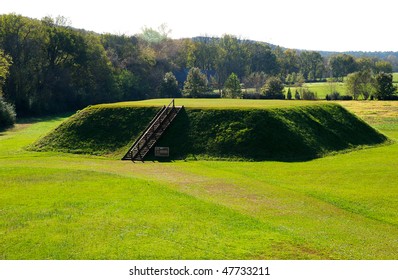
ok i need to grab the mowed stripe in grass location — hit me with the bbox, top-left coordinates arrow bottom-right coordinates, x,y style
0,165 -> 326,260
1,100 -> 398,259
165,147 -> 398,259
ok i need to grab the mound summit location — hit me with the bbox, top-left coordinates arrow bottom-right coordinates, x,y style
31,99 -> 388,161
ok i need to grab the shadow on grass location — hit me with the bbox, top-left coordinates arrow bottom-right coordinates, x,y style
1,112 -> 74,137
16,112 -> 75,125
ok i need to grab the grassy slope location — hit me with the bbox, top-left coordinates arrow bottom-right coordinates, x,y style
156,104 -> 387,161
30,99 -> 387,161
30,106 -> 159,156
1,101 -> 398,259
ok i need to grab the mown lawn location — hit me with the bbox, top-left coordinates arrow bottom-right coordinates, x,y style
393,72 -> 398,83
285,82 -> 347,99
1,100 -> 398,259
103,98 -> 324,109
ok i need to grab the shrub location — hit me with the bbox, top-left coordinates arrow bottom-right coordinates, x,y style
183,67 -> 208,97
186,92 -> 221,98
301,89 -> 317,100
326,92 -> 340,100
261,76 -> 285,99
295,89 -> 301,100
339,95 -> 353,100
0,96 -> 16,129
223,73 -> 242,98
382,95 -> 398,100
287,88 -> 292,100
242,93 -> 265,99
159,72 -> 181,98
326,93 -> 353,101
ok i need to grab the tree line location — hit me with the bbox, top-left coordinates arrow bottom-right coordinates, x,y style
0,14 -> 397,121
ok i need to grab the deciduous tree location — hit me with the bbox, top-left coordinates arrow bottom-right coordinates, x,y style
345,70 -> 375,100
223,73 -> 242,98
159,72 -> 180,98
0,49 -> 11,96
183,67 -> 208,97
329,54 -> 357,81
374,72 -> 396,100
261,76 -> 285,99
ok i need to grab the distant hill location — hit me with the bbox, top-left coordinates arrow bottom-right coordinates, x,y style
191,36 -> 398,71
192,36 -> 398,57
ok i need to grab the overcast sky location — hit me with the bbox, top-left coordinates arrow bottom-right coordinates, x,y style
2,0 -> 397,52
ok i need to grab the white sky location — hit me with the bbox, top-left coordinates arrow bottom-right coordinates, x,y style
1,0 -> 397,52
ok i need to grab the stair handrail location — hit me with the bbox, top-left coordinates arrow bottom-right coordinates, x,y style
122,105 -> 165,160
132,103 -> 177,159
122,99 -> 179,161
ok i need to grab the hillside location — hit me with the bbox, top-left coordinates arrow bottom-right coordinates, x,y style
30,99 -> 388,161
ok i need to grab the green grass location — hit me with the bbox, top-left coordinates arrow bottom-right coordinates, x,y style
285,82 -> 347,99
1,166 -> 304,259
1,100 -> 398,259
29,106 -> 159,156
392,72 -> 398,83
104,98 -> 324,109
30,100 -> 387,161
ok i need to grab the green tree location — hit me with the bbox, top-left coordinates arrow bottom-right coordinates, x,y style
374,72 -> 396,100
247,42 -> 279,75
0,49 -> 11,96
287,88 -> 292,100
243,71 -> 267,92
296,72 -> 305,86
223,73 -> 242,98
261,76 -> 285,99
299,51 -> 324,81
215,35 -> 249,89
375,61 -> 393,74
0,14 -> 47,114
0,95 -> 16,129
295,89 -> 301,100
345,70 -> 375,100
159,72 -> 180,98
183,67 -> 208,97
356,57 -> 376,71
0,49 -> 15,129
300,88 -> 317,100
138,24 -> 170,45
276,48 -> 300,76
114,69 -> 139,100
329,54 -> 357,81
192,37 -> 218,71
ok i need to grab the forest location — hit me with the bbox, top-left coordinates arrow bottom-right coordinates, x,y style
1,14 -> 398,119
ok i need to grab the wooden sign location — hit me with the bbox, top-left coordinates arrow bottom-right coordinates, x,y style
154,147 -> 169,157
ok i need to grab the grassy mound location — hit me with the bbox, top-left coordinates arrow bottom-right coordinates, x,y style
31,106 -> 159,156
31,99 -> 388,161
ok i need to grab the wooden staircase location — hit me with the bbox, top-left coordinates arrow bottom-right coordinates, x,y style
122,99 -> 183,162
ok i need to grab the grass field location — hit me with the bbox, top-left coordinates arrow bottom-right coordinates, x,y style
1,100 -> 398,259
104,98 -> 325,109
284,82 -> 347,99
393,72 -> 398,83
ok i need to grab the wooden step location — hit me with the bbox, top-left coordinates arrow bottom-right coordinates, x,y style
122,100 -> 183,162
